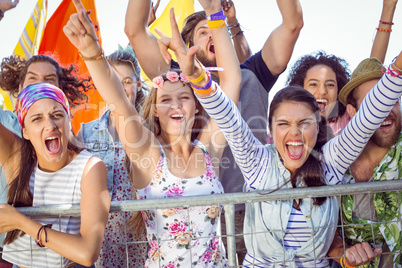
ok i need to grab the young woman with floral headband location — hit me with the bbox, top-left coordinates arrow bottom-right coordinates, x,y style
64,0 -> 240,266
0,83 -> 110,268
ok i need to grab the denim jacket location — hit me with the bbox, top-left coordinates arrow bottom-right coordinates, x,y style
244,146 -> 339,265
77,110 -> 114,197
0,109 -> 21,247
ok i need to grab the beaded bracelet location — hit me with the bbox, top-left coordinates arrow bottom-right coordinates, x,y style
35,224 -> 53,248
376,27 -> 392,32
379,20 -> 394,25
79,48 -> 104,61
340,254 -> 356,268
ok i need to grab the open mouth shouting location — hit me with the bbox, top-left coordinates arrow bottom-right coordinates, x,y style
316,98 -> 328,113
45,135 -> 61,155
208,42 -> 215,55
286,140 -> 304,160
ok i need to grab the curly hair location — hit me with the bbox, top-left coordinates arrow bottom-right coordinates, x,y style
0,54 -> 92,108
286,51 -> 351,121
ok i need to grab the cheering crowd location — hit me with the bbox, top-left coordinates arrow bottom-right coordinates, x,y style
0,0 -> 401,267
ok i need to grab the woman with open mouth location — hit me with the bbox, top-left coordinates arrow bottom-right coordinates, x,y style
64,0 -> 241,266
286,0 -> 397,137
0,83 -> 110,268
194,51 -> 402,266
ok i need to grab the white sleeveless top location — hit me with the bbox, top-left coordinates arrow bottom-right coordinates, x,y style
3,150 -> 93,268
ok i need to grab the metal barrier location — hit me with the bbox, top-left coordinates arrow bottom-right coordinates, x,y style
6,180 -> 402,267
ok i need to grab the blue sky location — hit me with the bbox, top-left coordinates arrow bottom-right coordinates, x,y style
1,0 -> 401,98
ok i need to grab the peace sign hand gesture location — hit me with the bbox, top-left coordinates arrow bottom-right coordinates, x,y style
63,0 -> 101,58
156,8 -> 204,83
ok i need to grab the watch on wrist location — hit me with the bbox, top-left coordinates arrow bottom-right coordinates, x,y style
0,9 -> 4,21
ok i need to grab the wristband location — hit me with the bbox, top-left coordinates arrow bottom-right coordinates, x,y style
188,67 -> 206,84
392,63 -> 402,73
379,20 -> 394,25
231,30 -> 244,39
191,74 -> 215,95
206,20 -> 226,30
191,71 -> 212,90
206,10 -> 226,21
79,48 -> 104,61
35,224 -> 53,248
228,23 -> 240,30
340,254 -> 356,268
376,27 -> 392,33
0,9 -> 4,21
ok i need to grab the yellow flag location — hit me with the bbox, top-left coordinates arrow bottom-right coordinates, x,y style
141,0 -> 194,83
2,0 -> 48,111
13,0 -> 48,59
149,0 -> 194,37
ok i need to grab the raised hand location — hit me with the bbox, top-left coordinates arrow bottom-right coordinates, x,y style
198,0 -> 221,14
147,0 -> 161,26
222,0 -> 236,22
0,0 -> 19,12
155,8 -> 203,81
63,0 -> 101,57
344,242 -> 382,267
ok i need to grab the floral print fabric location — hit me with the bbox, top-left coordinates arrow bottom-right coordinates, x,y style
136,140 -> 228,267
96,143 -> 148,267
341,132 -> 402,268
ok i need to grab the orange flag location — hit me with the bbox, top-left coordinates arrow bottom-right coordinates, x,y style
38,0 -> 104,134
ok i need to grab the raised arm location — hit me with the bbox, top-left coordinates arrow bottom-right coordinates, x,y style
370,0 -> 398,62
124,0 -> 170,79
222,0 -> 252,63
324,54 -> 402,184
261,0 -> 303,76
0,157 -> 110,267
64,0 -> 160,189
199,0 -> 241,102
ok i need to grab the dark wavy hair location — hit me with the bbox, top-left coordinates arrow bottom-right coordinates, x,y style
0,54 -> 92,108
286,51 -> 350,122
181,11 -> 206,47
268,86 -> 334,206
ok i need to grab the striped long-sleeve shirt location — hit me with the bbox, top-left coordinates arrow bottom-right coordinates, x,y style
197,71 -> 402,267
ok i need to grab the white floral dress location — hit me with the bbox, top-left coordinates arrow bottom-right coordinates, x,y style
135,140 -> 228,268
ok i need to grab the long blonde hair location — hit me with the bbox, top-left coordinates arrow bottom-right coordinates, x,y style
141,69 -> 206,141
128,69 -> 206,236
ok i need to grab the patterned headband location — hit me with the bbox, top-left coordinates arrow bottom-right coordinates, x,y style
16,83 -> 70,128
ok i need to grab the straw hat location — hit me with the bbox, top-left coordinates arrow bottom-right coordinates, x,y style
339,58 -> 384,106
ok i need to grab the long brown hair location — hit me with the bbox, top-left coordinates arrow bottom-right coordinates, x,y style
268,86 -> 333,206
4,135 -> 82,244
